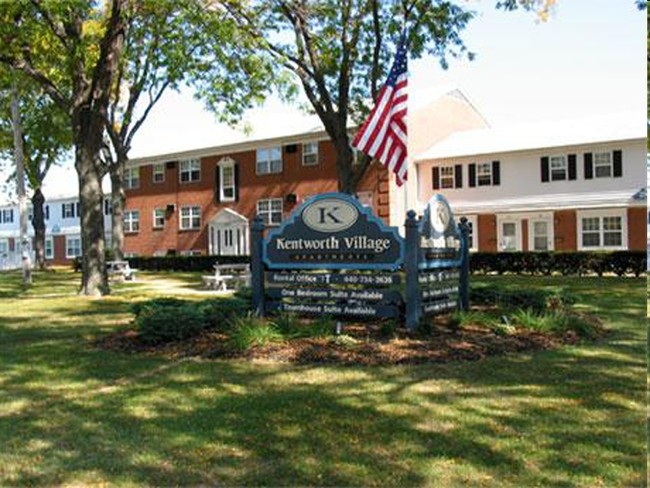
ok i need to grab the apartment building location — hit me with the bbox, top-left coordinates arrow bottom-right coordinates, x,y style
122,88 -> 486,258
414,112 -> 646,252
0,193 -> 113,268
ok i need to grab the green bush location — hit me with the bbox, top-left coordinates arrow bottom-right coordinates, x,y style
135,301 -> 206,345
469,251 -> 645,276
199,298 -> 250,331
125,255 -> 249,272
131,297 -> 186,317
227,314 -> 283,351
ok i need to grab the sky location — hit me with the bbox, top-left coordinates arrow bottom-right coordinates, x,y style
1,0 -> 646,200
127,0 -> 646,159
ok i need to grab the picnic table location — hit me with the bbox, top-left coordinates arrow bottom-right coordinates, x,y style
203,263 -> 250,291
107,260 -> 137,281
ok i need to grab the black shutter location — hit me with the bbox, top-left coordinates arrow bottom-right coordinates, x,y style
492,161 -> 500,186
61,203 -> 65,217
234,163 -> 240,201
568,154 -> 577,180
613,150 -> 622,177
468,163 -> 476,187
214,166 -> 221,203
454,164 -> 463,188
432,167 -> 440,190
541,157 -> 549,182
584,153 -> 593,179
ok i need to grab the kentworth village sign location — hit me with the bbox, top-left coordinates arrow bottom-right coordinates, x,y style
250,192 -> 469,332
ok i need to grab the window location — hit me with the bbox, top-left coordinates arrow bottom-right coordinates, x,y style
578,211 -> 625,250
27,205 -> 34,222
180,206 -> 201,230
218,159 -> 236,201
66,236 -> 82,258
123,210 -> 140,233
0,239 -> 8,255
469,161 -> 500,187
153,208 -> 165,229
440,166 -> 455,189
180,159 -> 201,183
125,167 -> 140,189
256,147 -> 282,174
550,156 -> 567,181
477,163 -> 492,186
45,237 -> 53,260
594,152 -> 612,178
61,203 -> 78,219
0,208 -> 14,224
257,198 -> 283,225
302,142 -> 319,166
153,163 -> 165,183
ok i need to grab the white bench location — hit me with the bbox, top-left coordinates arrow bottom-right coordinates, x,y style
107,260 -> 137,281
203,263 -> 250,291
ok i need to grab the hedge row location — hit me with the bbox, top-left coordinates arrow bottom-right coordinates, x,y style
469,251 -> 646,277
126,255 -> 250,272
74,251 -> 646,277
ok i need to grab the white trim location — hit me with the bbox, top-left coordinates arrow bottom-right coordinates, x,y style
218,157 -> 236,202
152,163 -> 165,184
496,215 -> 522,252
302,142 -> 319,166
256,147 -> 283,175
65,235 -> 82,259
179,205 -> 201,230
179,159 -> 201,183
577,208 -> 627,251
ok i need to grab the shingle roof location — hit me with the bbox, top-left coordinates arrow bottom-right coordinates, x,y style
416,111 -> 646,161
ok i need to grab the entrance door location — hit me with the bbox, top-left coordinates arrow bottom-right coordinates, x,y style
208,208 -> 249,256
530,220 -> 550,251
500,220 -> 520,251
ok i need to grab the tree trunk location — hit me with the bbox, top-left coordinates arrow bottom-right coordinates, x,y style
110,156 -> 126,261
31,188 -> 46,270
11,81 -> 31,285
76,144 -> 109,296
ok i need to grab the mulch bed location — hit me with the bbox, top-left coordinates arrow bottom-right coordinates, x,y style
95,315 -> 605,365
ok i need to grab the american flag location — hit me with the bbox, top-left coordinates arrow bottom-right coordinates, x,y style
352,33 -> 408,186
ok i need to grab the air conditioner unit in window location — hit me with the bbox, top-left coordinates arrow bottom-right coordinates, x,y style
166,161 -> 176,169
285,193 -> 298,205
284,144 -> 297,154
166,204 -> 176,214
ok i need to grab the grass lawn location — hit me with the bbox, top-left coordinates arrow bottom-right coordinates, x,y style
0,269 -> 646,486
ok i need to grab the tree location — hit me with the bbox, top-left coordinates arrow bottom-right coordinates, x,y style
0,71 -> 71,271
219,0 -> 618,194
103,0 -> 273,260
0,0 -> 129,295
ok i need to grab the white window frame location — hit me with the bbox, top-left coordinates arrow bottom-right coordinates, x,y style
594,152 -> 613,178
125,167 -> 140,189
577,209 -> 626,250
302,142 -> 319,166
1,208 -> 14,224
65,235 -> 82,258
45,236 -> 54,260
257,198 -> 283,226
477,163 -> 493,186
550,156 -> 567,181
153,163 -> 165,183
153,208 -> 165,229
180,159 -> 201,183
62,203 -> 76,219
439,166 -> 455,189
180,206 -> 201,230
218,158 -> 236,202
256,147 -> 283,174
124,210 -> 140,233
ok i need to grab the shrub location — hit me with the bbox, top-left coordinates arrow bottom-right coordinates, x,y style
131,297 -> 187,317
227,314 -> 283,351
135,301 -> 206,345
199,297 -> 250,331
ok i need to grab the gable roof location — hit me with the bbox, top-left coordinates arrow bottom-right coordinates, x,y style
415,111 -> 646,161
